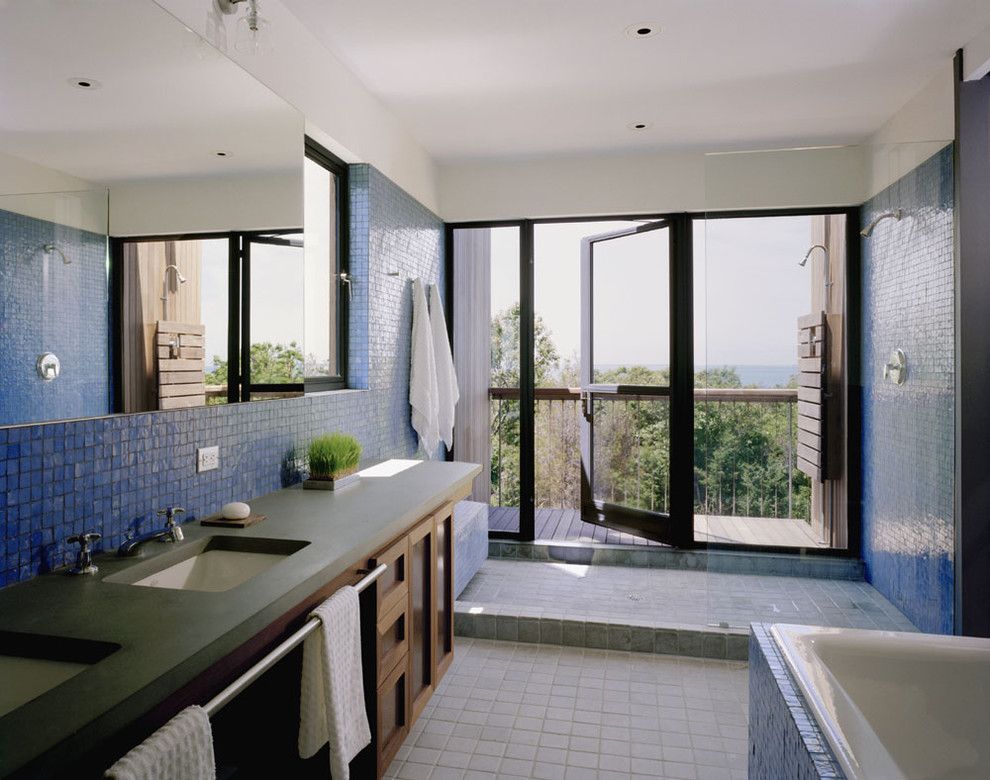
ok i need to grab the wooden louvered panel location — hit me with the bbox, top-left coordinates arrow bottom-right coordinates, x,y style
797,310 -> 827,482
156,321 -> 206,411
797,386 -> 822,404
797,428 -> 821,450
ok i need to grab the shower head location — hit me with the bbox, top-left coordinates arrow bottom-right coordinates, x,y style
860,208 -> 903,238
42,243 -> 71,264
799,244 -> 827,267
164,263 -> 187,284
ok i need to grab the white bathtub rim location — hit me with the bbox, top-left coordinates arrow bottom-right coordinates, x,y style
770,623 -> 903,780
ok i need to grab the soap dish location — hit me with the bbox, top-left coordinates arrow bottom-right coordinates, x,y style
200,512 -> 267,529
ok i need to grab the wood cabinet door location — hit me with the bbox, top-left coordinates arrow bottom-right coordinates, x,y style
407,516 -> 436,722
434,502 -> 455,680
376,656 -> 409,777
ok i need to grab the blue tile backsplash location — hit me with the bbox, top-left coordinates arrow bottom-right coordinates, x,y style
0,208 -> 110,425
860,144 -> 954,634
0,164 -> 444,586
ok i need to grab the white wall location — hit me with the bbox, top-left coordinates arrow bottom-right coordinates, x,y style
109,171 -> 302,236
153,0 -> 439,215
439,145 -> 868,222
865,62 -> 955,198
0,151 -> 106,232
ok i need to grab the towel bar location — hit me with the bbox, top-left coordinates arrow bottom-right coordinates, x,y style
202,563 -> 387,717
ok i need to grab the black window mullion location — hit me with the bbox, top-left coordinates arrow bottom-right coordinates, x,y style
239,234 -> 251,403
519,220 -> 536,542
227,235 -> 241,404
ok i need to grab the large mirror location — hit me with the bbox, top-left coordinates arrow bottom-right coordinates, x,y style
0,0 -> 342,426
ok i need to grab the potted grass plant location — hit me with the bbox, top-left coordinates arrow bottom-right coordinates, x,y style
303,433 -> 362,490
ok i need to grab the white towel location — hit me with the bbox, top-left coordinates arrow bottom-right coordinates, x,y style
429,284 -> 459,450
298,586 -> 371,779
105,705 -> 215,780
410,278 -> 440,457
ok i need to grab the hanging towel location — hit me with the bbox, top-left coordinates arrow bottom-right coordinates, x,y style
409,278 -> 440,457
105,705 -> 215,780
429,284 -> 459,449
298,586 -> 371,779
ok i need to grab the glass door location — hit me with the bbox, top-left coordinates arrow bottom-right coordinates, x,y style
579,220 -> 692,545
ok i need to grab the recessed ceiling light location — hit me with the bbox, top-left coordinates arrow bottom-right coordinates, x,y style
625,24 -> 660,39
628,122 -> 652,131
68,77 -> 101,90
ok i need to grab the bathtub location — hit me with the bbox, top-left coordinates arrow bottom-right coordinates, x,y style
770,624 -> 990,780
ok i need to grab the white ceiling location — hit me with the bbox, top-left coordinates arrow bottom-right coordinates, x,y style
284,0 -> 990,162
0,0 -> 302,183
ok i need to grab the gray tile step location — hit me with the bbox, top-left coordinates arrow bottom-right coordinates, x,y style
489,539 -> 864,581
454,605 -> 750,662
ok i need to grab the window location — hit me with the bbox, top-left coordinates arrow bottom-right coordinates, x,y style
304,138 -> 349,390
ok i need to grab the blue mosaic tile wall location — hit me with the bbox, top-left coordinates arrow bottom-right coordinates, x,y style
860,144 -> 954,635
0,165 -> 444,586
749,624 -> 845,779
0,208 -> 110,425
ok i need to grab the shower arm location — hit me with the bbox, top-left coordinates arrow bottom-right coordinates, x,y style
860,208 -> 903,238
800,244 -> 832,292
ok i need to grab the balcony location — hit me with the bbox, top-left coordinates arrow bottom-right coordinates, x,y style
488,386 -> 824,549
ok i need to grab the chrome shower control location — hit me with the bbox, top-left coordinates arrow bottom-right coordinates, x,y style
36,352 -> 60,381
883,349 -> 907,385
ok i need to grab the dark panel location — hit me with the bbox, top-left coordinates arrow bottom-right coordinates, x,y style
956,60 -> 990,637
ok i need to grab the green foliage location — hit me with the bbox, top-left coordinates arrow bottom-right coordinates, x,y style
307,433 -> 362,479
205,341 -> 304,386
489,305 -> 811,524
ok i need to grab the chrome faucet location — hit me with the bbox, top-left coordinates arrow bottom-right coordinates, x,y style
117,507 -> 186,557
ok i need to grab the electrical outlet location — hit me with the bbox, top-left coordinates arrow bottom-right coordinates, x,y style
197,446 -> 219,473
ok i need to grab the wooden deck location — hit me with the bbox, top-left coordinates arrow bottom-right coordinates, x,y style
489,507 -> 826,549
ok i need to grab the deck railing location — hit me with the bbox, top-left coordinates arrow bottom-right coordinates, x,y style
489,386 -> 806,521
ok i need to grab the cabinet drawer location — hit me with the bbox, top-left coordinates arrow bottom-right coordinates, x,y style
376,598 -> 409,684
376,656 -> 409,777
371,536 -> 409,618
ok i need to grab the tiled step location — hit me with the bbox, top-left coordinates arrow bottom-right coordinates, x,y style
454,605 -> 750,661
489,539 -> 864,581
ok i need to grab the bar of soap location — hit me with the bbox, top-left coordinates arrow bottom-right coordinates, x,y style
221,502 -> 251,520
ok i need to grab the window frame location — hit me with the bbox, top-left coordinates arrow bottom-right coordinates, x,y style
304,136 -> 350,392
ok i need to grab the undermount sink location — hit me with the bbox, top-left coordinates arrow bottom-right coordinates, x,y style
104,536 -> 310,593
0,631 -> 119,718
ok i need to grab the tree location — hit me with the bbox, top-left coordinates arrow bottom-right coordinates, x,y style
205,341 -> 304,386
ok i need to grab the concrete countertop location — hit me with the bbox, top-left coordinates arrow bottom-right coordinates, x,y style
0,460 -> 481,779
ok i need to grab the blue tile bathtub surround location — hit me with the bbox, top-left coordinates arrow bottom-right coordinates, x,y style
860,144 -> 955,635
749,624 -> 845,780
0,165 -> 444,586
0,208 -> 110,426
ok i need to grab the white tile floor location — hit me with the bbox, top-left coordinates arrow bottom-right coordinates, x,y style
459,559 -> 916,631
386,638 -> 749,780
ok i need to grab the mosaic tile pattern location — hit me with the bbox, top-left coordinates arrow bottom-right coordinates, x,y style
386,638 -> 749,780
0,208 -> 110,425
457,559 -> 916,633
748,624 -> 844,779
860,144 -> 955,634
454,500 -> 489,598
0,166 -> 444,586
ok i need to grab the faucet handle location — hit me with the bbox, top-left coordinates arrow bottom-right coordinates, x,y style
67,531 -> 102,547
67,532 -> 102,575
157,506 -> 186,522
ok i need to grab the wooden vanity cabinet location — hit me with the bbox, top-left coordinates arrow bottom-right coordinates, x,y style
368,500 -> 458,778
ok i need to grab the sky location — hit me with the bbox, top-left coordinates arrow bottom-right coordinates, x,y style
490,215 -> 814,372
200,238 -> 305,369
